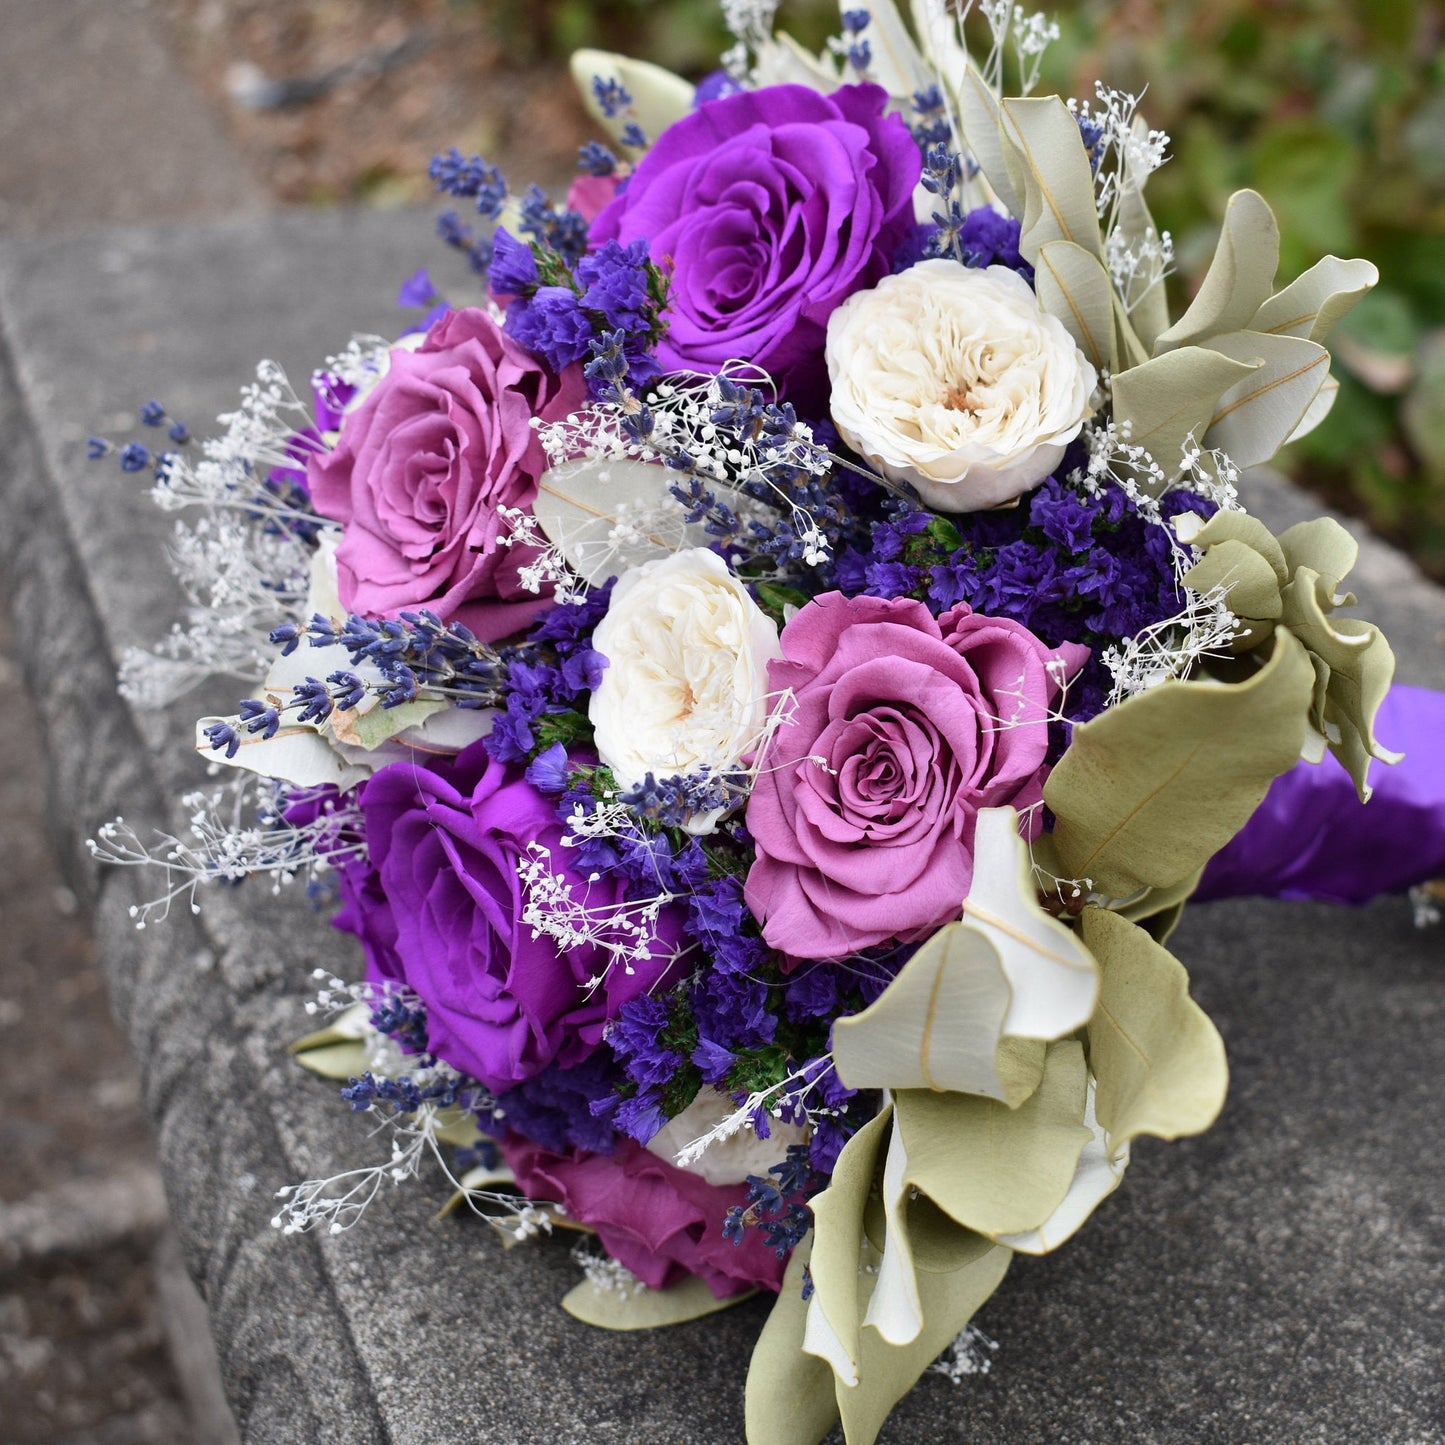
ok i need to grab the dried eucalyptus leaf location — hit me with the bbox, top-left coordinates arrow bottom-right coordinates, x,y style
805,1105 -> 895,1387
1110,347 -> 1259,483
891,1040 -> 1092,1239
831,925 -> 1029,1102
835,1242 -> 1011,1445
289,1038 -> 371,1081
744,1237 -> 841,1445
1001,96 -> 1104,263
1044,627 -> 1315,900
845,0 -> 931,101
1155,189 -> 1280,352
962,808 -> 1098,1041
1203,331 -> 1332,469
562,1272 -> 757,1331
956,63 -> 1025,218
1181,538 -> 1285,621
997,1081 -> 1128,1254
1251,255 -> 1379,344
193,717 -> 371,792
532,456 -> 707,585
1115,174 -> 1171,355
1034,240 -> 1116,373
1080,908 -> 1229,1153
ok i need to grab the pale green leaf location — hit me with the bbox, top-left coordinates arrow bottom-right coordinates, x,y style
432,1108 -> 484,1149
751,33 -> 843,91
892,1040 -> 1092,1239
1155,189 -> 1280,352
1277,516 -> 1359,588
1175,510 -> 1289,586
1001,96 -> 1104,263
961,808 -> 1098,1041
831,926 -> 1039,1103
335,697 -> 447,751
1203,331 -> 1332,469
1044,628 -> 1315,900
745,1237 -> 842,1445
1180,538 -> 1285,620
1080,908 -> 1228,1152
835,1242 -> 1011,1445
1034,240 -> 1115,373
437,1162 -> 518,1217
1109,348 -> 1259,484
997,1081 -> 1128,1254
533,457 -> 708,585
569,49 -> 694,152
562,1272 -> 757,1331
805,1104 -> 895,1387
1250,256 -> 1379,343
1279,566 -> 1400,798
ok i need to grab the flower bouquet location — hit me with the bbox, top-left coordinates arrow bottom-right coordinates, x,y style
93,2 -> 1438,1440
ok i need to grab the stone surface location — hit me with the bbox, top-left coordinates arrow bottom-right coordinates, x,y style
0,209 -> 1442,1444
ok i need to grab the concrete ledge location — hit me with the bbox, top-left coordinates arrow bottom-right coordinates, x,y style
1,210 -> 1442,1444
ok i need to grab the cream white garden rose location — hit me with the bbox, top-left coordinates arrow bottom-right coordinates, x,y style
825,258 -> 1097,511
588,548 -> 782,804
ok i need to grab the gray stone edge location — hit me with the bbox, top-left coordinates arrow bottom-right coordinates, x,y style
0,313 -> 391,1444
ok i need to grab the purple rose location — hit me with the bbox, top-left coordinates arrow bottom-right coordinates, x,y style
358,742 -> 686,1093
499,1134 -> 787,1297
307,308 -> 585,643
745,595 -> 1083,960
590,84 -> 920,411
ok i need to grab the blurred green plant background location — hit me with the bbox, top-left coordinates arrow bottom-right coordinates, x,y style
482,0 -> 1445,580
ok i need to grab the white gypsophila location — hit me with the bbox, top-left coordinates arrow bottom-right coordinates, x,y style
588,548 -> 781,797
825,258 -> 1097,512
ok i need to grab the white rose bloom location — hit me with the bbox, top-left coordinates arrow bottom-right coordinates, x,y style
588,548 -> 782,809
825,258 -> 1097,512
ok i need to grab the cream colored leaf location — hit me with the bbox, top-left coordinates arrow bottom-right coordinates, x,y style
1034,240 -> 1116,373
532,456 -> 709,585
1250,256 -> 1379,343
1203,331 -> 1332,469
569,49 -> 694,152
892,1040 -> 1092,1239
831,925 -> 1028,1101
1155,189 -> 1280,352
962,807 -> 1098,1041
1001,96 -> 1104,263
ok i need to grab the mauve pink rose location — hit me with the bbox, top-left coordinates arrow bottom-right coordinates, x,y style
307,308 -> 585,642
745,594 -> 1084,960
499,1135 -> 787,1297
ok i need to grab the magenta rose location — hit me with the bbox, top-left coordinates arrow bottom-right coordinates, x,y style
745,595 -> 1084,960
307,307 -> 584,642
589,83 -> 919,411
499,1134 -> 787,1297
359,741 -> 686,1093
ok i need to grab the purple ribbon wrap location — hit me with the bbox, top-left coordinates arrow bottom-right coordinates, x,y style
1196,684 -> 1445,905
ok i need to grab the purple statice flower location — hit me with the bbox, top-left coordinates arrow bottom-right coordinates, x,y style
504,285 -> 593,373
958,205 -> 1033,281
485,1055 -> 619,1156
576,238 -> 652,330
488,227 -> 539,296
